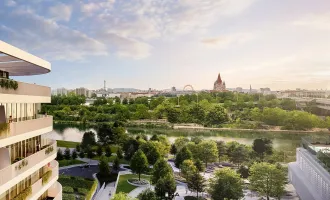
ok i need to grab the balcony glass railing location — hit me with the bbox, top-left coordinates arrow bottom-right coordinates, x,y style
302,137 -> 330,172
0,115 -> 52,139
0,140 -> 56,187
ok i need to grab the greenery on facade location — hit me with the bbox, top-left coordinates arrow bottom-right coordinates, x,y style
42,170 -> 52,185
12,186 -> 31,200
0,78 -> 18,90
15,159 -> 28,170
45,146 -> 54,154
86,179 -> 98,200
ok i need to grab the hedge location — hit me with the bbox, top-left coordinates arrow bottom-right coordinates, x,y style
62,193 -> 75,200
77,188 -> 88,195
63,186 -> 74,193
86,179 -> 98,200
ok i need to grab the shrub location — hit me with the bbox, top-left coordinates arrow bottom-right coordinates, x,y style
12,186 -> 32,200
86,180 -> 98,200
0,79 -> 18,90
62,193 -> 75,200
63,186 -> 74,193
77,188 -> 88,195
42,170 -> 52,185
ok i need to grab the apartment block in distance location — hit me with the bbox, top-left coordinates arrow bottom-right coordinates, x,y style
0,41 -> 61,200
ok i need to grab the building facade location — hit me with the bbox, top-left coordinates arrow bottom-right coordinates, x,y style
289,138 -> 330,200
75,87 -> 91,98
0,41 -> 61,200
213,73 -> 226,92
51,88 -> 68,96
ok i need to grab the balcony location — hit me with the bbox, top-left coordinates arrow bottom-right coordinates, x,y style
48,182 -> 62,200
0,115 -> 53,142
29,161 -> 59,200
0,78 -> 50,99
0,140 -> 57,193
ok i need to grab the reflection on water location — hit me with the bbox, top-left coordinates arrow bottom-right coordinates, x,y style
45,124 -> 97,142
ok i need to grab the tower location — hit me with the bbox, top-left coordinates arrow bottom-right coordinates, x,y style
213,73 -> 226,92
0,41 -> 61,199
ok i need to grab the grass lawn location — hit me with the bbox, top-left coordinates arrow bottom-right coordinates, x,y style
58,175 -> 94,200
58,159 -> 86,167
92,155 -> 129,164
57,140 -> 80,148
116,174 -> 151,194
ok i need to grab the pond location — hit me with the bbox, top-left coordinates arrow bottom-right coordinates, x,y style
47,123 -> 330,161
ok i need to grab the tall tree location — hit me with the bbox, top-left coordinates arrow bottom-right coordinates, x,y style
130,150 -> 149,181
96,145 -> 103,157
98,156 -> 111,177
140,142 -> 161,165
151,159 -> 172,184
208,168 -> 244,200
56,149 -> 63,160
216,141 -> 227,161
187,170 -> 207,199
197,140 -> 219,167
249,162 -> 286,200
64,148 -> 71,160
72,150 -> 78,160
155,175 -> 177,199
79,150 -> 85,159
180,160 -> 197,180
175,146 -> 193,168
252,138 -> 273,160
105,146 -> 112,157
229,144 -> 249,167
205,105 -> 228,126
112,156 -> 120,172
81,131 -> 96,149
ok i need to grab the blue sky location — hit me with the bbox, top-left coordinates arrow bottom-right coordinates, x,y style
1,0 -> 330,90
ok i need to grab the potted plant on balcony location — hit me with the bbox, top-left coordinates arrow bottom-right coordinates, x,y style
0,78 -> 18,90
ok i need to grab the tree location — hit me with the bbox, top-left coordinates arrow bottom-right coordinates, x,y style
97,145 -> 103,157
123,138 -> 140,160
205,105 -> 228,126
112,192 -> 135,200
167,107 -> 181,123
170,144 -> 177,155
155,175 -> 177,199
117,148 -> 124,159
87,147 -> 94,159
57,149 -> 64,160
191,136 -> 203,144
105,146 -> 112,157
81,131 -> 96,149
238,165 -> 249,178
99,156 -> 111,177
216,141 -> 227,161
113,156 -> 120,172
137,188 -> 157,200
76,144 -> 81,152
130,149 -> 149,181
122,98 -> 128,105
151,159 -> 173,184
72,150 -> 78,160
79,150 -> 85,158
175,146 -> 192,168
97,123 -> 125,145
174,137 -> 190,151
194,159 -> 205,172
180,160 -> 197,180
64,148 -> 71,160
197,140 -> 218,167
249,162 -> 286,200
208,168 -> 244,200
140,142 -> 161,165
252,138 -> 273,160
229,144 -> 249,167
187,170 -> 206,199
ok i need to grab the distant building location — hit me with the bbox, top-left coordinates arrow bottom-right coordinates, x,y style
280,89 -> 329,98
260,87 -> 272,95
213,73 -> 226,92
171,87 -> 176,92
236,87 -> 243,93
75,87 -> 91,97
51,87 -> 68,96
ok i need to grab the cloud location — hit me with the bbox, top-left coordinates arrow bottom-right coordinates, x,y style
201,32 -> 257,48
1,9 -> 107,61
5,0 -> 16,7
293,13 -> 330,30
80,0 -> 115,16
49,3 -> 72,22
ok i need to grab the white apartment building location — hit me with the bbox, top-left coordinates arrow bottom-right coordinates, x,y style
289,138 -> 330,200
52,88 -> 68,96
0,41 -> 61,200
75,87 -> 91,98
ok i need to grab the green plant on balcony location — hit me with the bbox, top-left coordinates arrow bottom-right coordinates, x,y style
12,186 -> 32,200
15,159 -> 28,170
45,146 -> 54,155
0,122 -> 9,136
0,78 -> 18,90
42,170 -> 52,185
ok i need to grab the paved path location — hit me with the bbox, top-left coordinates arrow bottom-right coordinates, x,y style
97,182 -> 116,200
128,186 -> 154,198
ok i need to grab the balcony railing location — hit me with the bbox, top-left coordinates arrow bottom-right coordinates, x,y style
0,115 -> 52,139
0,140 -> 57,187
0,78 -> 50,97
302,137 -> 330,173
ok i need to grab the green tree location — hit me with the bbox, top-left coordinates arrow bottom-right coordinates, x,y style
167,107 -> 181,123
81,131 -> 96,149
130,150 -> 149,181
191,136 -> 203,144
175,146 -> 193,168
155,175 -> 177,199
64,148 -> 71,160
249,162 -> 286,200
197,140 -> 218,167
238,165 -> 249,178
151,159 -> 172,184
252,138 -> 273,160
98,156 -> 111,177
216,141 -> 227,161
187,170 -> 207,199
79,150 -> 85,158
117,147 -> 124,159
174,137 -> 190,151
137,188 -> 157,200
194,159 -> 205,172
122,98 -> 128,105
113,156 -> 120,172
205,105 -> 228,126
229,144 -> 249,167
75,144 -> 81,152
113,192 -> 136,200
208,168 -> 244,200
72,150 -> 78,160
96,145 -> 103,157
57,149 -> 63,160
180,160 -> 197,180
170,144 -> 177,155
86,147 -> 94,159
140,142 -> 161,165
105,146 -> 112,157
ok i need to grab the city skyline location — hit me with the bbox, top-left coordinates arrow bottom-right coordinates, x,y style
1,0 -> 330,90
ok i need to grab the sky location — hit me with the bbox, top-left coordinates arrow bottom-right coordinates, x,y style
1,0 -> 330,91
